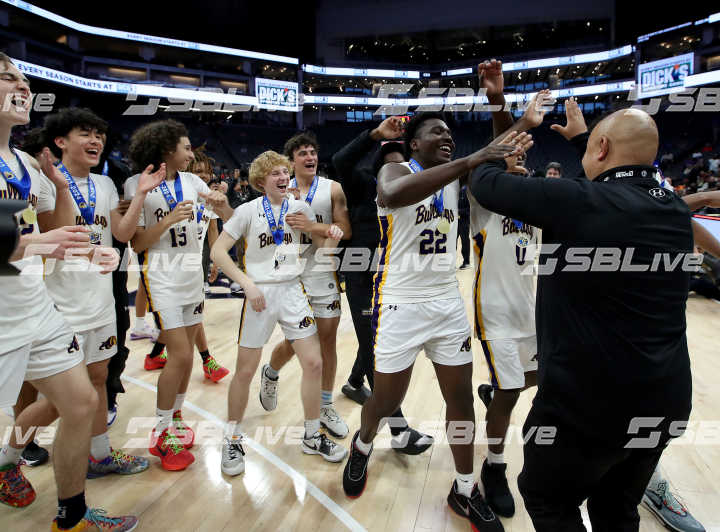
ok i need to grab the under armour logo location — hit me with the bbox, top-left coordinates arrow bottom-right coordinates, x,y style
649,188 -> 666,198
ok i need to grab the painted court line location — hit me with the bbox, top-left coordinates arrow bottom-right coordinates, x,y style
122,374 -> 366,532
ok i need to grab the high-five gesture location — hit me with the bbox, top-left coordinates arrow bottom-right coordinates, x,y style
550,97 -> 588,140
478,59 -> 504,98
370,116 -> 404,141
498,131 -> 534,174
137,163 -> 167,194
521,89 -> 555,129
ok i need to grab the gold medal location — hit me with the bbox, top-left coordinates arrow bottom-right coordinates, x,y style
22,207 -> 37,224
437,219 -> 450,234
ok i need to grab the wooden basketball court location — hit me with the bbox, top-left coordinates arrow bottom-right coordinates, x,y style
2,265 -> 719,531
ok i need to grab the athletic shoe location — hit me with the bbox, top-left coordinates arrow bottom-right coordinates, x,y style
341,383 -> 371,405
643,480 -> 705,532
302,432 -> 347,462
459,262 -> 471,270
21,441 -> 49,467
203,282 -> 210,295
130,321 -> 158,341
172,410 -> 194,449
343,431 -> 371,498
391,427 -> 434,455
320,405 -> 349,438
148,429 -> 194,471
447,480 -> 504,532
107,405 -> 117,427
143,350 -> 166,371
481,458 -> 515,517
51,507 -> 138,531
230,282 -> 243,294
477,384 -> 494,410
0,463 -> 36,507
221,437 -> 245,476
258,364 -> 278,411
203,356 -> 229,382
87,449 -> 150,479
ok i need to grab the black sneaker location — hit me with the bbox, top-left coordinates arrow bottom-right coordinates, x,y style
391,427 -> 434,456
341,383 -> 371,405
21,441 -> 49,467
447,480 -> 504,531
477,384 -> 493,410
343,431 -> 371,498
481,459 -> 515,517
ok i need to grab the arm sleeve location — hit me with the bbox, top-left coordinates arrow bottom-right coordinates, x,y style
331,129 -> 377,186
223,204 -> 249,241
470,161 -> 586,230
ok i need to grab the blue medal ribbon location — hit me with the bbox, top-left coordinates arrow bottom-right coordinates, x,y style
263,196 -> 289,246
409,158 -> 444,215
158,172 -> 183,211
0,149 -> 31,200
57,162 -> 96,226
291,175 -> 319,205
196,204 -> 205,224
102,160 -> 109,176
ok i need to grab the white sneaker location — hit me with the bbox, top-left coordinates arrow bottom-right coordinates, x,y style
204,282 -> 211,294
302,432 -> 347,463
130,321 -> 159,341
230,282 -> 243,293
259,364 -> 278,411
320,405 -> 349,438
221,437 -> 245,476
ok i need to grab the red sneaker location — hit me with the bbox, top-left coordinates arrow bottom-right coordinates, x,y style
171,410 -> 195,449
203,356 -> 229,383
0,463 -> 36,507
149,429 -> 194,471
144,350 -> 167,371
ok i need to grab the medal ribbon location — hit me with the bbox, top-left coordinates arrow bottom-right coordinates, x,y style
409,158 -> 444,216
263,196 -> 289,246
57,162 -> 96,226
0,149 -> 31,200
196,204 -> 205,223
290,175 -> 319,205
158,172 -> 183,211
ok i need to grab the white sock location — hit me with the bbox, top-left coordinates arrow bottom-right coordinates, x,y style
0,445 -> 23,467
647,466 -> 663,493
225,422 -> 243,440
155,408 -> 173,433
487,450 -> 505,465
355,436 -> 373,455
90,432 -> 111,460
455,472 -> 475,497
173,394 -> 186,413
304,419 -> 321,439
135,316 -> 146,329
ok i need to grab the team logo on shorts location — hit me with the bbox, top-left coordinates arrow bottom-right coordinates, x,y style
99,336 -> 117,350
299,316 -> 315,329
326,300 -> 340,311
67,336 -> 80,354
460,336 -> 472,352
194,302 -> 205,315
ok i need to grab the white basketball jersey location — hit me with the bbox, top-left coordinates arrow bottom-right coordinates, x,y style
0,150 -> 61,355
124,172 -> 210,310
374,162 -> 460,304
223,196 -> 313,284
469,193 -> 537,340
43,172 -> 118,332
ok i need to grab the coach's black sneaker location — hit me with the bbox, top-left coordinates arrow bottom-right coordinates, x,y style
480,459 -> 515,517
343,431 -> 371,498
477,384 -> 494,410
392,427 -> 434,456
21,441 -> 49,467
341,382 -> 371,405
447,481 -> 504,531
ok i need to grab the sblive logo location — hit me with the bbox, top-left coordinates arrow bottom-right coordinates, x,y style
299,316 -> 315,328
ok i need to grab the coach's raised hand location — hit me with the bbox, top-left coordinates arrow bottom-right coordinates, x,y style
370,116 -> 404,141
520,89 -> 555,129
550,96 -> 588,140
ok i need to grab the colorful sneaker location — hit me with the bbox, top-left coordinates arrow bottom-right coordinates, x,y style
258,364 -> 278,411
221,437 -> 246,476
148,429 -> 194,471
21,441 -> 49,467
0,463 -> 36,507
343,431 -> 371,498
172,410 -> 194,449
320,405 -> 349,438
447,481 -> 504,531
203,356 -> 229,382
130,321 -> 159,341
143,350 -> 166,371
643,479 -> 706,532
302,432 -> 347,463
87,449 -> 150,479
51,507 -> 138,531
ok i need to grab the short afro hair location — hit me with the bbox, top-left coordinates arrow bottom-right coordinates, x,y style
20,127 -> 48,158
373,141 -> 405,175
403,112 -> 448,159
283,131 -> 319,160
128,119 -> 188,173
249,150 -> 292,192
43,107 -> 108,159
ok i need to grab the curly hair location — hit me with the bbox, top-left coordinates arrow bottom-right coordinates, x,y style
188,144 -> 215,175
249,151 -> 291,192
128,119 -> 188,172
403,112 -> 448,160
43,107 -> 108,158
283,131 -> 319,160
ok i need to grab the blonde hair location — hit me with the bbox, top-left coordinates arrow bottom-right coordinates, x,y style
249,150 -> 291,192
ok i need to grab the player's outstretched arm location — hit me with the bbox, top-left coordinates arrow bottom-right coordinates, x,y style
683,191 -> 720,211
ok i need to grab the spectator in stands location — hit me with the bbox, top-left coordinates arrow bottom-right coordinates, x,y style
545,161 -> 562,178
708,153 -> 720,175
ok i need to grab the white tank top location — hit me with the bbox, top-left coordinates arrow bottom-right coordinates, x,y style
295,176 -> 334,281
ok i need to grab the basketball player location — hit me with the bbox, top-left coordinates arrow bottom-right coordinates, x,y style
342,111 -> 520,532
211,150 -> 347,475
124,119 -> 231,471
260,133 -> 352,440
0,53 -> 137,531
